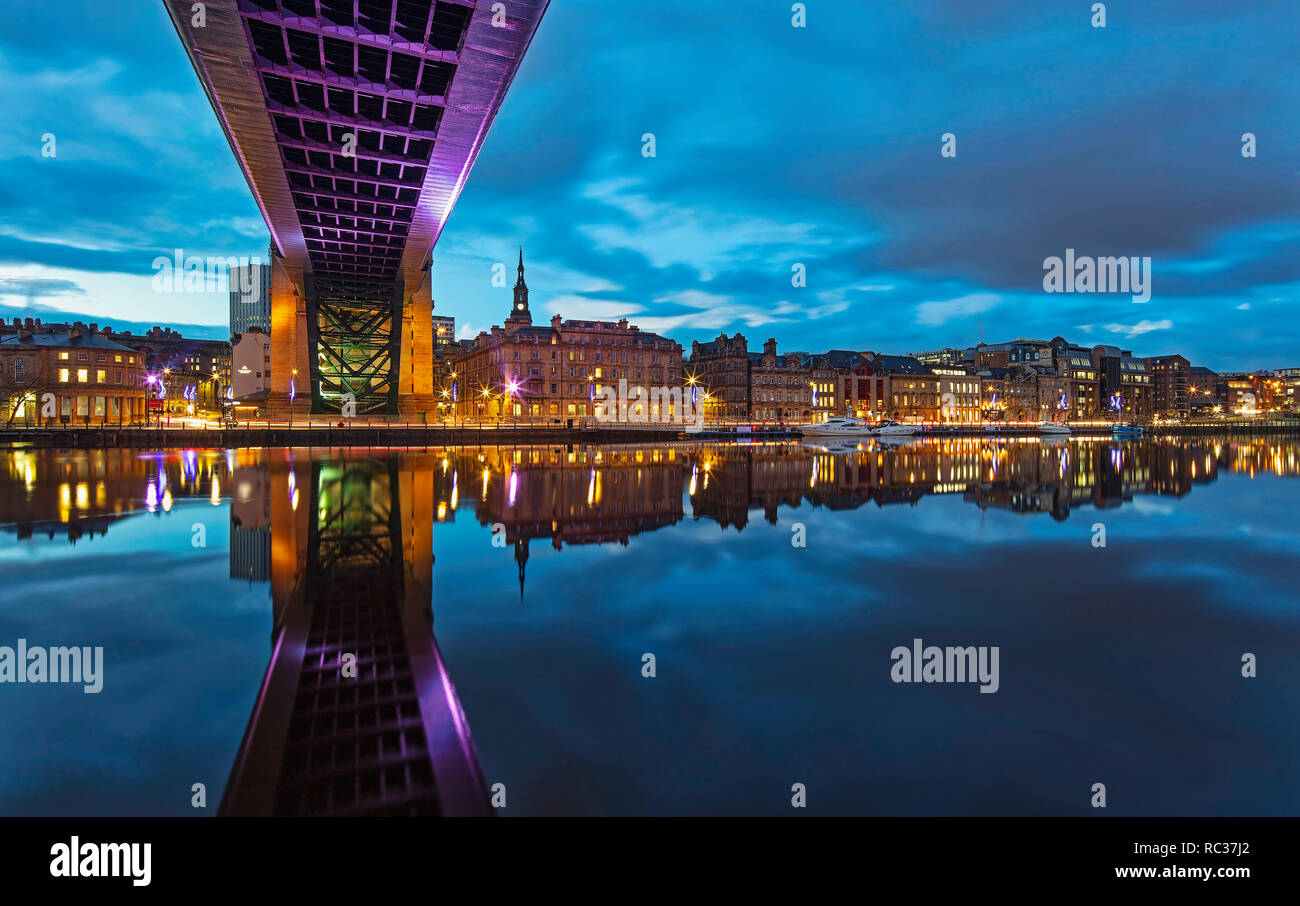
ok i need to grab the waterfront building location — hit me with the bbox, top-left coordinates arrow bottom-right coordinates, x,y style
1052,348 -> 1103,419
803,354 -> 839,421
1275,368 -> 1300,412
981,365 -> 1042,421
912,346 -> 971,367
973,338 -> 1054,369
231,327 -> 271,411
689,334 -> 751,420
1188,365 -> 1219,413
1091,345 -> 1154,419
980,375 -> 1006,421
1222,373 -> 1277,414
0,319 -> 147,425
450,252 -> 682,422
1144,354 -> 1191,419
932,366 -> 983,424
848,354 -> 938,421
803,350 -> 863,419
748,338 -> 813,423
130,326 -> 232,414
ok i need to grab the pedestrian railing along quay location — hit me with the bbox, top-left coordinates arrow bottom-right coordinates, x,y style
0,419 -> 801,449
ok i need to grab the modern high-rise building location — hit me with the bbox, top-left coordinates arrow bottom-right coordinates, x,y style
432,315 -> 456,352
229,252 -> 272,339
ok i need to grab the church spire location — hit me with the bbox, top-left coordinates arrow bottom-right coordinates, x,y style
514,537 -> 529,602
506,245 -> 531,327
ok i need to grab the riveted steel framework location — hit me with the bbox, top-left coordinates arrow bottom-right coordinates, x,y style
167,0 -> 549,415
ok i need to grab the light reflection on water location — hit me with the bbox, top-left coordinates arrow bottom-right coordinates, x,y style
0,437 -> 1297,816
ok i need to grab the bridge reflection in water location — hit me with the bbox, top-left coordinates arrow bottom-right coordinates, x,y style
212,435 -> 1260,815
221,452 -> 488,816
8,438 -> 1287,813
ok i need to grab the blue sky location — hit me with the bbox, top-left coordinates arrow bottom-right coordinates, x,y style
0,0 -> 1296,370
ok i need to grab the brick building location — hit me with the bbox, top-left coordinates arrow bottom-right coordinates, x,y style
748,338 -> 813,423
0,319 -> 147,425
1092,345 -> 1155,419
1144,354 -> 1191,419
450,252 -> 682,422
689,333 -> 751,420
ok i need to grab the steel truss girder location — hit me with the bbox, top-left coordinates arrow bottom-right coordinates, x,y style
307,284 -> 401,416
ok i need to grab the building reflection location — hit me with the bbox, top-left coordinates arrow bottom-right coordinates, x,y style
3,437 -> 1299,814
0,447 -> 234,542
430,447 -> 687,595
0,438 -> 1293,552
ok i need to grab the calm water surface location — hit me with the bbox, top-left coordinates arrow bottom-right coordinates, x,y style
1,436 -> 1297,815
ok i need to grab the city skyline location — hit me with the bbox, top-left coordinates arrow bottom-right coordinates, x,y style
0,1 -> 1297,372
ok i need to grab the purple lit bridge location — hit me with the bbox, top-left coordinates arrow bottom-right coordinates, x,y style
165,0 -> 549,417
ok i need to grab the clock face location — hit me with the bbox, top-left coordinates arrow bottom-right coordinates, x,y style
516,303 -> 524,310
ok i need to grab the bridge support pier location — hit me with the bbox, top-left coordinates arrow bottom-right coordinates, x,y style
398,277 -> 436,421
266,256 -> 310,422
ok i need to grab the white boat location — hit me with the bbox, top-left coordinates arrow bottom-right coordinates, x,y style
871,419 -> 917,436
800,438 -> 866,454
797,416 -> 873,436
1038,422 -> 1071,435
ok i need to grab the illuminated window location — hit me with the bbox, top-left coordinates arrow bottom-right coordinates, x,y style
59,368 -> 70,382
97,369 -> 106,383
77,369 -> 88,382
59,352 -> 69,360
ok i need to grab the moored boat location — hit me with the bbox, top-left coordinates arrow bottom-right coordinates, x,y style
797,416 -> 873,436
872,419 -> 917,436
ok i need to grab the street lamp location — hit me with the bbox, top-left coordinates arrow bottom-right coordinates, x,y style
505,379 -> 520,427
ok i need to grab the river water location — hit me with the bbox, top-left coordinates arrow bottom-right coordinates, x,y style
1,436 -> 1296,815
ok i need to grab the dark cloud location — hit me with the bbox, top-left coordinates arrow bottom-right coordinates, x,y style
0,0 -> 1295,367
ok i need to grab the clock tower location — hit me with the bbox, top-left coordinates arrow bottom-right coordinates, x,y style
505,247 -> 532,328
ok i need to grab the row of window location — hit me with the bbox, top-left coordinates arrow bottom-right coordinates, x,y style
494,348 -> 671,365
54,351 -> 136,365
56,368 -> 128,385
50,395 -> 135,417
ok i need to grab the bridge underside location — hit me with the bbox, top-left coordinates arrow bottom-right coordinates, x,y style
166,0 -> 548,417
